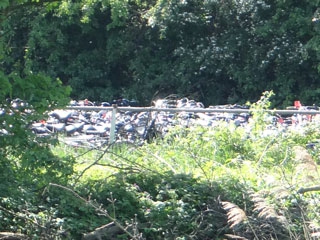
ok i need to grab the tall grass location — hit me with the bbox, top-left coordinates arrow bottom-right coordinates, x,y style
48,93 -> 320,239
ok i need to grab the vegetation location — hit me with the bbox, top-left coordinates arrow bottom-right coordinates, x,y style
1,0 -> 320,239
1,92 -> 320,239
0,0 -> 319,106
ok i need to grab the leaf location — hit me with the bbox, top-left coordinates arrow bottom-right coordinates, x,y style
0,71 -> 12,100
0,0 -> 9,9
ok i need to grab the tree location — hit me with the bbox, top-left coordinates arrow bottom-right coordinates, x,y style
0,1 -> 73,236
1,0 -> 320,105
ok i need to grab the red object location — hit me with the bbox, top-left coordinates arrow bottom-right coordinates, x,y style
294,100 -> 301,108
278,117 -> 284,123
84,99 -> 88,105
40,120 -> 45,124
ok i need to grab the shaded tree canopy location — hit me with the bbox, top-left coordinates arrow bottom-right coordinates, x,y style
1,0 -> 320,106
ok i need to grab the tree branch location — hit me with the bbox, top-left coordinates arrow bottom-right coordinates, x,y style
72,145 -> 111,185
297,185 -> 320,194
82,222 -> 122,240
0,232 -> 28,240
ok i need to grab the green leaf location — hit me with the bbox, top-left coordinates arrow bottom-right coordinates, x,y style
0,0 -> 9,9
0,71 -> 12,100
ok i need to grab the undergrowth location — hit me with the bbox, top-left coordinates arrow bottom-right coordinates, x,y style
2,92 -> 320,239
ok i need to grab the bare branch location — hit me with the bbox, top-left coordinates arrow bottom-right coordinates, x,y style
73,145 -> 111,185
297,185 -> 320,194
0,232 -> 28,240
82,222 -> 122,240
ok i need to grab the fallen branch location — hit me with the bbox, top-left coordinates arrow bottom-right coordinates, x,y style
0,232 -> 28,240
297,185 -> 320,194
224,234 -> 248,240
82,222 -> 122,240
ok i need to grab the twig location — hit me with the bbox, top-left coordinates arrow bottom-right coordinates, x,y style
153,152 -> 177,173
74,147 -> 99,159
280,146 -> 289,165
0,205 -> 45,230
73,145 -> 111,185
96,162 -> 141,172
107,150 -> 162,175
297,202 -> 312,240
257,136 -> 276,166
186,145 -> 210,181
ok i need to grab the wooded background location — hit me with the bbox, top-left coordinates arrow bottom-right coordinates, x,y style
1,0 -> 320,106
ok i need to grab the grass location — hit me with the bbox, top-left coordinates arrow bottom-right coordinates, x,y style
46,93 -> 320,239
47,114 -> 320,239
4,92 -> 320,239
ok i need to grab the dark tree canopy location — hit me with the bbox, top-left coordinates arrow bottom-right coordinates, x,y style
1,0 -> 320,106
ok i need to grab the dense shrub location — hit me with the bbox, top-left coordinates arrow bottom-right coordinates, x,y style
1,1 -> 319,106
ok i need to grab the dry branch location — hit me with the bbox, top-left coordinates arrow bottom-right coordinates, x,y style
224,233 -> 249,240
82,222 -> 122,240
297,185 -> 320,194
108,149 -> 162,175
73,145 -> 111,185
0,232 -> 28,240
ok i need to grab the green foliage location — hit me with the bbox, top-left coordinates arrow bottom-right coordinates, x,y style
59,171 -> 246,239
1,0 -> 319,105
0,0 -> 9,9
0,68 -> 72,235
0,71 -> 11,99
248,90 -> 275,136
2,0 -> 320,238
10,73 -> 71,111
1,93 -> 320,238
